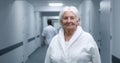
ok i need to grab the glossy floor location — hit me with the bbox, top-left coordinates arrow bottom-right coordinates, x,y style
25,45 -> 48,63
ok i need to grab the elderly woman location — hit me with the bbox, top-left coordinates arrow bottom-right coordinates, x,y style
45,6 -> 101,63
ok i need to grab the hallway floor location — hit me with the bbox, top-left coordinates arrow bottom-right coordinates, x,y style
25,45 -> 48,63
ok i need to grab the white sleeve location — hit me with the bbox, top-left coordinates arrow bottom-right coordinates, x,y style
87,33 -> 101,63
91,42 -> 101,63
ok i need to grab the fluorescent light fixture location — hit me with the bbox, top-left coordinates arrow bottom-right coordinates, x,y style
100,1 -> 111,11
49,3 -> 63,6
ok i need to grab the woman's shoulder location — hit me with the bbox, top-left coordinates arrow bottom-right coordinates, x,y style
78,26 -> 93,39
82,31 -> 97,46
81,31 -> 93,40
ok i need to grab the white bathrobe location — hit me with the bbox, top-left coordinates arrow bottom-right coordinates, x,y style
45,26 -> 101,63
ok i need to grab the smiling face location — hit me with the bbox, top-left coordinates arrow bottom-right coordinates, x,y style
61,11 -> 78,30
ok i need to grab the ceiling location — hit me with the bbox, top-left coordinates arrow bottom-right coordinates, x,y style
27,0 -> 83,12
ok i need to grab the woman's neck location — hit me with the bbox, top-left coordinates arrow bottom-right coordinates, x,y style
64,28 -> 77,41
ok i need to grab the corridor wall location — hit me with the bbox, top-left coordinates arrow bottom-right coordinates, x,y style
99,0 -> 111,63
79,0 -> 101,51
0,0 -> 24,63
0,0 -> 41,63
112,0 -> 120,63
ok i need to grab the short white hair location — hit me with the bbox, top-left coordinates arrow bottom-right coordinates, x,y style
59,6 -> 80,23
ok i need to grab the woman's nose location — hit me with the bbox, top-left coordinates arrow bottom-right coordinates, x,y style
67,18 -> 71,22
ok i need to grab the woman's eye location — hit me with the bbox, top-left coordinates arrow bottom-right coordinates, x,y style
63,16 -> 76,20
70,17 -> 74,20
70,16 -> 76,20
63,17 -> 68,20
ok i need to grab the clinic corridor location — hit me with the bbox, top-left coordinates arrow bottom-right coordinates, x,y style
25,45 -> 48,63
1,0 -> 120,63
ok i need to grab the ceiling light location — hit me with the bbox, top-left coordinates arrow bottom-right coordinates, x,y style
49,3 -> 63,7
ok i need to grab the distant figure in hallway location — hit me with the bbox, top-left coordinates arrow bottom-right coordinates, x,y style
45,6 -> 101,63
42,19 -> 57,46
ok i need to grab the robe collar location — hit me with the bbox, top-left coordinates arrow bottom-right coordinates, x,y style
58,26 -> 83,53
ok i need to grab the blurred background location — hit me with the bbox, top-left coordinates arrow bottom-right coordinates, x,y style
0,0 -> 120,63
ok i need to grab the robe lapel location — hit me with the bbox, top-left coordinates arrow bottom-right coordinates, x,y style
67,26 -> 82,48
58,29 -> 66,54
58,26 -> 83,54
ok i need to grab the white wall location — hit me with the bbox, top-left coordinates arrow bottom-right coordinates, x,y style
79,0 -> 101,48
112,0 -> 120,59
0,0 -> 41,63
34,11 -> 42,47
79,0 -> 90,32
0,0 -> 24,63
79,1 -> 112,63
99,0 -> 111,63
